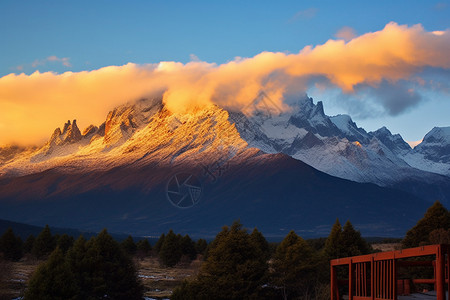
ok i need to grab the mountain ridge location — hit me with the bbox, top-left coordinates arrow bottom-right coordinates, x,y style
0,94 -> 449,237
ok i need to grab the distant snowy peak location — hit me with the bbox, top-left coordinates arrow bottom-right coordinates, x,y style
421,127 -> 450,145
414,127 -> 450,164
288,97 -> 341,138
330,114 -> 370,144
370,126 -> 411,155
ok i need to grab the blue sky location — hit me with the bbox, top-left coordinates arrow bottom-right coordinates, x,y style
1,0 -> 449,144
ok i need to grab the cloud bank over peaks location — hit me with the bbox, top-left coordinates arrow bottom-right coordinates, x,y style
0,22 -> 449,145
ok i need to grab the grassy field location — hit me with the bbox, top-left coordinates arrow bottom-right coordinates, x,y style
0,255 -> 203,300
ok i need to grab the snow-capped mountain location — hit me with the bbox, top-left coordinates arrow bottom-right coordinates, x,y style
229,95 -> 450,189
401,127 -> 450,177
1,94 -> 449,193
0,94 -> 448,237
0,97 -> 250,179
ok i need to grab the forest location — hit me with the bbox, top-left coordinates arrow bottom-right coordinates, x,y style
1,201 -> 449,299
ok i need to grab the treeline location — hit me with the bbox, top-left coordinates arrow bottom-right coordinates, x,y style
0,225 -> 207,266
172,219 -> 370,300
171,200 -> 450,299
1,200 -> 449,299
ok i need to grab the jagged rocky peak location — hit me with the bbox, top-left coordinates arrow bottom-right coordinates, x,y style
82,125 -> 98,137
371,126 -> 411,154
63,119 -> 82,143
62,120 -> 71,134
47,119 -> 82,147
330,114 -> 370,144
288,96 -> 341,138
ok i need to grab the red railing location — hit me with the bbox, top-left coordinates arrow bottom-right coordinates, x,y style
330,244 -> 450,300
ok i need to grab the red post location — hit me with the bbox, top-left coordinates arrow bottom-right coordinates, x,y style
349,259 -> 353,300
371,257 -> 375,300
436,245 -> 446,300
331,265 -> 336,300
392,259 -> 397,300
447,246 -> 450,300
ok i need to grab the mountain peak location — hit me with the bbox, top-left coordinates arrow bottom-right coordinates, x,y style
373,126 -> 391,136
62,119 -> 82,144
422,126 -> 450,145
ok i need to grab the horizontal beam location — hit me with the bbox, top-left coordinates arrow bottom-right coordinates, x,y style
331,244 -> 448,266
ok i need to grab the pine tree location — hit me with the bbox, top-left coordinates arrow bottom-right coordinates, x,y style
323,219 -> 343,260
272,230 -> 321,300
56,233 -> 74,254
32,225 -> 55,259
159,229 -> 182,267
154,233 -> 165,254
403,201 -> 450,248
81,229 -> 143,299
0,228 -> 23,261
250,228 -> 270,260
340,220 -> 371,257
121,235 -> 137,256
25,247 -> 79,300
180,234 -> 197,261
195,238 -> 208,256
172,221 -> 268,299
136,238 -> 152,257
23,235 -> 35,254
28,230 -> 144,299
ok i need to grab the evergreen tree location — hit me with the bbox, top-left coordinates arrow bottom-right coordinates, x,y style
56,233 -> 74,254
154,233 -> 165,254
403,201 -> 450,248
429,228 -> 450,244
159,229 -> 182,267
27,230 -> 143,299
340,220 -> 371,257
180,234 -> 197,261
32,225 -> 55,259
0,228 -> 23,261
66,236 -> 90,298
25,247 -> 79,300
195,238 -> 208,256
121,235 -> 137,256
172,221 -> 268,299
81,229 -> 143,299
323,219 -> 370,260
250,228 -> 270,260
136,238 -> 152,257
323,219 -> 343,260
272,230 -> 322,300
23,234 -> 35,254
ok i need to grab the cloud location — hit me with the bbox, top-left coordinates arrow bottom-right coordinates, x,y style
47,56 -> 72,67
357,80 -> 423,116
189,54 -> 201,62
289,8 -> 318,22
335,26 -> 357,41
1,22 -> 450,146
16,56 -> 72,71
434,2 -> 448,10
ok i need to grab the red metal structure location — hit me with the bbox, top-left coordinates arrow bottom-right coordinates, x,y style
330,244 -> 450,300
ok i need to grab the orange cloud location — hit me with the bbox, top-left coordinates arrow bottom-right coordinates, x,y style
0,22 -> 449,146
